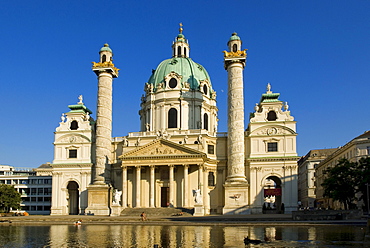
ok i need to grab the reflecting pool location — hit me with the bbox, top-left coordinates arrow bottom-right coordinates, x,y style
0,224 -> 366,247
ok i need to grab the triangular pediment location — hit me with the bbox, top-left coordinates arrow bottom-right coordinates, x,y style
119,139 -> 206,160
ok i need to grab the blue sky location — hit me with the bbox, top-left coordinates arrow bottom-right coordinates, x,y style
1,1 -> 369,168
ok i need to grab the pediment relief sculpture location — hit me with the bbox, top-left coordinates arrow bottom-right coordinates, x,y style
56,134 -> 90,143
252,126 -> 296,136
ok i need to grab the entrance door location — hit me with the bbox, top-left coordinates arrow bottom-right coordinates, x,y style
67,181 -> 79,215
161,187 -> 169,207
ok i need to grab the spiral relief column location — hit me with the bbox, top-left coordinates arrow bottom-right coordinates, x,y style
223,33 -> 250,215
86,44 -> 119,215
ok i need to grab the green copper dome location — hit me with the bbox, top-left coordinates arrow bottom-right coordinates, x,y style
148,57 -> 212,91
100,43 -> 112,53
229,32 -> 241,41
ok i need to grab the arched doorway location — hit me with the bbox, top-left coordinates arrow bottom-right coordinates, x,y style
67,181 -> 79,215
263,176 -> 283,214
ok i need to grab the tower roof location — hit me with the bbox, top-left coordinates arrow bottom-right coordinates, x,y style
259,83 -> 281,103
147,26 -> 213,92
100,43 -> 112,53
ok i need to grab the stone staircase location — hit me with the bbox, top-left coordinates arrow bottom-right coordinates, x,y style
120,207 -> 194,217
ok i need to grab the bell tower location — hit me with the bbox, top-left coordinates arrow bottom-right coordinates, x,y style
86,43 -> 119,215
223,33 -> 250,214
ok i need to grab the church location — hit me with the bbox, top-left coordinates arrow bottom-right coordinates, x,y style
48,26 -> 299,216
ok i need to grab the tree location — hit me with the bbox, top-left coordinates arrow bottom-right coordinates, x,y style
321,158 -> 357,210
0,184 -> 22,212
354,157 -> 370,211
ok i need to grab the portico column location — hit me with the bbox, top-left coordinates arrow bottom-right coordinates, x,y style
150,165 -> 155,207
169,165 -> 174,206
136,166 -> 141,207
203,166 -> 210,214
198,164 -> 203,191
122,165 -> 127,208
183,164 -> 189,207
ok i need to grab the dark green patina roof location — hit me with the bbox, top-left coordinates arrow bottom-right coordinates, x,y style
148,57 -> 213,91
68,104 -> 93,114
260,92 -> 281,103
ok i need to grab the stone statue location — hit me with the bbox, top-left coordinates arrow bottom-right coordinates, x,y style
267,83 -> 271,93
254,103 -> 259,112
113,189 -> 122,205
183,135 -> 188,144
193,189 -> 203,205
284,101 -> 289,111
145,123 -> 150,132
135,137 -> 141,147
78,95 -> 83,104
122,136 -> 128,146
60,113 -> 66,122
85,112 -> 90,121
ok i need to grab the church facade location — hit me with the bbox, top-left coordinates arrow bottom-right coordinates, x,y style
49,27 -> 299,216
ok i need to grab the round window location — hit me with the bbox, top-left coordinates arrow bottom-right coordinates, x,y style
169,78 -> 177,88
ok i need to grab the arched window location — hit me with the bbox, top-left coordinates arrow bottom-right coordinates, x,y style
233,44 -> 237,52
102,54 -> 106,63
168,108 -> 177,128
169,78 -> 177,88
70,120 -> 78,130
177,46 -> 182,57
203,85 -> 208,95
203,113 -> 208,130
267,111 -> 277,121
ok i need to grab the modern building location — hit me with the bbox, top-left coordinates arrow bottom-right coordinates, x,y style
47,27 -> 299,216
0,164 -> 52,215
315,131 -> 370,209
297,149 -> 337,209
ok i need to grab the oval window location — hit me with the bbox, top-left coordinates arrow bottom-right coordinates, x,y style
169,78 -> 177,88
203,85 -> 208,95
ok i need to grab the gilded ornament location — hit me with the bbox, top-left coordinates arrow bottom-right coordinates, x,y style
223,49 -> 248,58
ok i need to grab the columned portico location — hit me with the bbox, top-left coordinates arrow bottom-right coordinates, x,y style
149,165 -> 155,207
183,164 -> 189,207
135,166 -> 141,207
122,166 -> 127,208
169,165 -> 174,206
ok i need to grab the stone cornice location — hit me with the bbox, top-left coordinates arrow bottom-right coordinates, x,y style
51,163 -> 93,168
247,156 -> 300,162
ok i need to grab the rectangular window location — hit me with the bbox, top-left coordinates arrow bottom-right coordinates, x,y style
31,188 -> 37,195
38,188 -> 44,194
44,188 -> 52,195
367,146 -> 370,155
208,145 -> 215,154
267,142 -> 278,152
69,149 -> 77,158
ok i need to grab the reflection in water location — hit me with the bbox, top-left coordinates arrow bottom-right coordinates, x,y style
0,224 -> 366,247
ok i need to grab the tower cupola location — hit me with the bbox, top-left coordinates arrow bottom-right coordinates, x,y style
99,43 -> 113,63
172,23 -> 190,58
227,32 -> 242,52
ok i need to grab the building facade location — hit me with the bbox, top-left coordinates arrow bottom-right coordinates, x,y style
297,149 -> 337,209
0,165 -> 52,215
48,28 -> 299,215
315,131 -> 370,209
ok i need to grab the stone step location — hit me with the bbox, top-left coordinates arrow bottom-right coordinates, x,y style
120,207 -> 193,217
